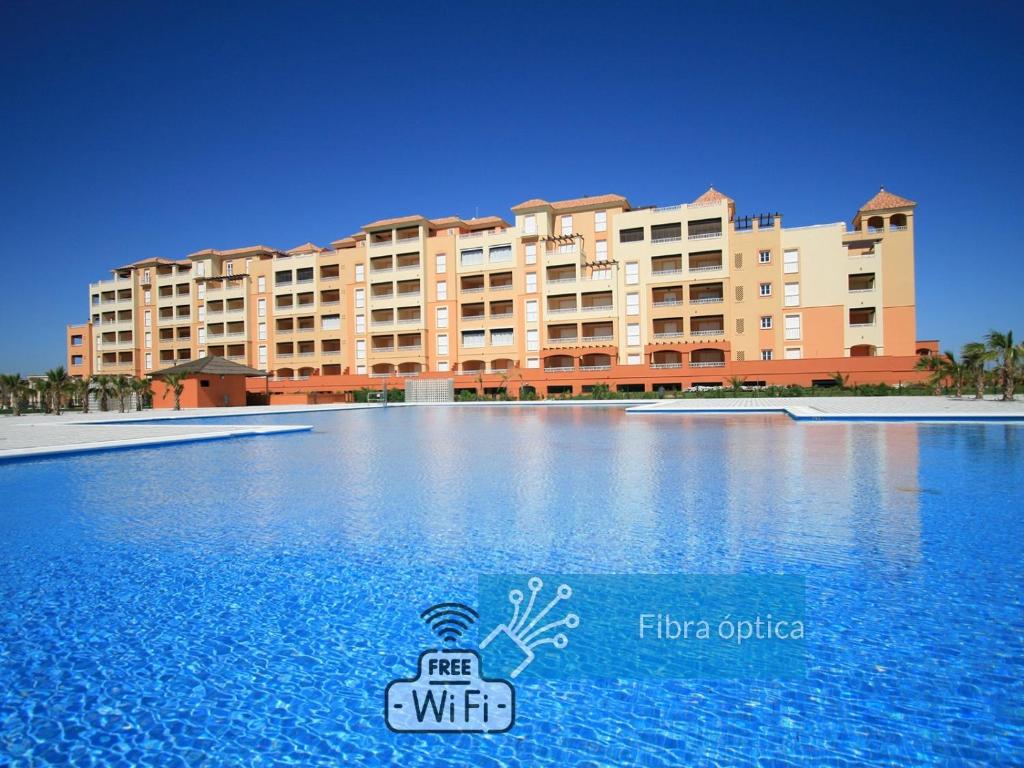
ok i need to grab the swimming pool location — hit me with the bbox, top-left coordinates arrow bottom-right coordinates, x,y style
1,406 -> 1022,764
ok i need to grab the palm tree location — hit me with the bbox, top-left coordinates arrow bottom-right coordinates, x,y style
31,379 -> 50,413
962,342 -> 988,400
728,375 -> 746,393
132,378 -> 152,411
45,367 -> 71,415
69,376 -> 91,413
113,375 -> 134,413
940,351 -> 966,398
915,355 -> 945,395
830,371 -> 850,390
93,375 -> 115,412
0,373 -> 28,416
160,372 -> 189,410
985,330 -> 1020,401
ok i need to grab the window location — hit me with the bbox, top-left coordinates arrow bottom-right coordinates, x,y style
145,352 -> 153,370
354,288 -> 365,309
524,243 -> 536,264
144,289 -> 151,305
197,283 -> 206,299
258,345 -> 267,366
72,355 -> 83,365
437,361 -> 449,372
462,330 -> 485,348
257,276 -> 266,293
436,280 -> 447,300
525,299 -> 538,322
625,262 -> 639,285
226,262 -> 234,276
489,245 -> 512,263
627,353 -> 642,365
620,227 -> 644,243
783,249 -> 799,274
560,215 -> 573,236
761,349 -> 773,361
595,210 -> 607,232
785,347 -> 802,360
784,314 -> 802,340
760,315 -> 773,329
491,328 -> 514,346
759,250 -> 771,264
69,334 -> 82,346
527,329 -> 539,351
322,314 -> 341,331
627,323 -> 640,346
256,298 -> 266,317
594,240 -> 611,279
525,273 -> 537,293
784,282 -> 800,307
142,269 -> 151,284
144,310 -> 151,328
460,248 -> 484,267
356,339 -> 366,359
437,334 -> 449,355
198,306 -> 206,321
198,328 -> 206,344
258,322 -> 267,340
355,264 -> 365,281
526,357 -> 540,369
144,331 -> 152,348
759,283 -> 772,297
355,314 -> 365,333
196,262 -> 205,277
524,214 -> 537,235
436,306 -> 448,328
435,254 -> 446,273
626,293 -> 640,316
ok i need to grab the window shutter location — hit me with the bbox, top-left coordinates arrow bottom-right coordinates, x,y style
734,252 -> 743,269
736,318 -> 744,334
735,286 -> 744,301
736,351 -> 745,361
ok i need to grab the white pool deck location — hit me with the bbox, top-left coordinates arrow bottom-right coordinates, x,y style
0,397 -> 1020,461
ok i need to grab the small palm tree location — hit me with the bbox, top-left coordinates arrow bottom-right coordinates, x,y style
160,372 -> 189,410
0,373 -> 28,416
132,378 -> 152,411
112,375 -> 134,413
962,342 -> 988,400
940,351 -> 965,398
728,375 -> 746,393
915,355 -> 944,395
92,375 -> 115,412
830,371 -> 850,390
69,376 -> 91,413
985,330 -> 1020,401
45,366 -> 71,415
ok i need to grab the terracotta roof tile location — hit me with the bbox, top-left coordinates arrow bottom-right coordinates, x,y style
859,187 -> 916,212
362,214 -> 427,230
691,186 -> 734,205
286,242 -> 322,254
511,194 -> 629,213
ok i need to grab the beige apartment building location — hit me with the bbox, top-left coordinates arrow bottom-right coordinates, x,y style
66,187 -> 932,397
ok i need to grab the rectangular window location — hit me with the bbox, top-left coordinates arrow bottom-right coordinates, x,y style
785,347 -> 802,360
198,306 -> 206,322
488,245 -> 512,263
761,349 -> 773,361
257,298 -> 267,317
355,264 -> 365,281
258,322 -> 267,340
435,254 -> 446,273
759,283 -> 772,297
196,262 -> 206,277
524,214 -> 537,235
144,331 -> 152,348
356,339 -> 366,359
491,329 -> 514,346
226,262 -> 234,276
144,310 -> 151,327
625,262 -> 639,285
257,276 -> 266,293
620,227 -> 644,243
595,210 -> 607,232
527,328 -> 539,352
560,215 -> 572,236
437,361 -> 449,372
627,323 -> 640,346
783,249 -> 799,274
355,288 -> 365,308
462,330 -> 485,348
525,299 -> 538,322
525,273 -> 537,293
437,334 -> 449,355
784,282 -> 800,307
524,243 -> 536,264
197,283 -> 206,299
145,352 -> 152,370
436,280 -> 447,300
142,269 -> 151,284
460,248 -> 484,267
72,355 -> 83,365
760,315 -> 773,329
198,327 -> 206,345
784,314 -> 802,340
525,357 -> 538,369
258,345 -> 267,366
595,241 -> 608,261
759,250 -> 771,264
627,353 -> 642,365
436,306 -> 448,328
626,293 -> 640,316
355,314 -> 365,333
322,314 -> 341,331
144,289 -> 151,305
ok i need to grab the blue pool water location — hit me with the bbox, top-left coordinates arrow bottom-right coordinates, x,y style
1,406 -> 1023,765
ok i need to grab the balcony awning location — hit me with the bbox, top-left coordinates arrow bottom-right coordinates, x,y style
151,355 -> 268,378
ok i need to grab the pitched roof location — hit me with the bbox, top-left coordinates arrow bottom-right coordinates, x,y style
151,355 -> 267,378
858,187 -> 916,212
429,216 -> 466,228
286,242 -> 322,254
362,214 -> 427,230
691,186 -> 734,205
511,194 -> 629,213
463,215 -> 510,229
185,245 -> 278,259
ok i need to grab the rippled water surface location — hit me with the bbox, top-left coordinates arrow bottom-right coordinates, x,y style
1,406 -> 1023,765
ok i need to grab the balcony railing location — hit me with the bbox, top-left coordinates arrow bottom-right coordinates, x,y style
398,317 -> 422,324
547,306 -> 577,314
654,331 -> 684,339
489,284 -> 513,291
544,366 -> 575,373
652,299 -> 683,307
580,364 -> 612,371
689,263 -> 723,272
546,337 -> 578,344
690,360 -> 726,368
651,362 -> 683,369
688,231 -> 722,240
581,334 -> 613,342
397,345 -> 423,351
890,225 -> 908,231
461,286 -> 485,294
849,321 -> 875,327
372,345 -> 395,352
690,296 -> 723,304
651,204 -> 681,212
489,312 -> 514,319
849,287 -> 874,293
581,304 -> 614,312
692,329 -> 725,336
546,276 -> 577,284
652,268 -> 683,276
370,239 -> 394,248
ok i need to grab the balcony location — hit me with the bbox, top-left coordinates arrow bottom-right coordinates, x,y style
369,237 -> 394,248
650,224 -> 682,245
690,360 -> 726,368
848,273 -> 876,292
688,219 -> 723,240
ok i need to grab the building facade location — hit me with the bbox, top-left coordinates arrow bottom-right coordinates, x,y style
66,187 -> 931,397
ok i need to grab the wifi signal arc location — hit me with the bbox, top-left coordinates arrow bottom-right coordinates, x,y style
420,602 -> 479,645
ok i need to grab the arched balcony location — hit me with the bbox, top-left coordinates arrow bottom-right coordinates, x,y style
460,360 -> 486,373
651,350 -> 682,369
371,363 -> 394,378
580,353 -> 612,371
396,362 -> 421,377
297,366 -> 316,377
867,215 -> 885,233
490,358 -> 514,372
275,367 -> 294,379
544,354 -> 575,373
690,348 -> 726,368
850,344 -> 876,357
890,213 -> 908,231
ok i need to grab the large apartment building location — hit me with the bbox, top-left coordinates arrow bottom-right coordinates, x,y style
66,187 -> 932,397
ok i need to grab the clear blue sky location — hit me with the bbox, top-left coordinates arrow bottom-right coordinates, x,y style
2,1 -> 1022,372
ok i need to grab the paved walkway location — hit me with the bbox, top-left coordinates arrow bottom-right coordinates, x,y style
0,404 -> 379,461
627,395 -> 1024,421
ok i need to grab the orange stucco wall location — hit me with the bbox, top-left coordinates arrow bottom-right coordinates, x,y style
152,374 -> 249,409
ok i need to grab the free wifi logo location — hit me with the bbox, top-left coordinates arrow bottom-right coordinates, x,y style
419,602 -> 479,646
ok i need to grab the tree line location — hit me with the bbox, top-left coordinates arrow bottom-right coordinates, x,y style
915,329 -> 1021,400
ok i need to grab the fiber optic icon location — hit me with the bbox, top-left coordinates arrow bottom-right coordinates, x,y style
480,577 -> 579,678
